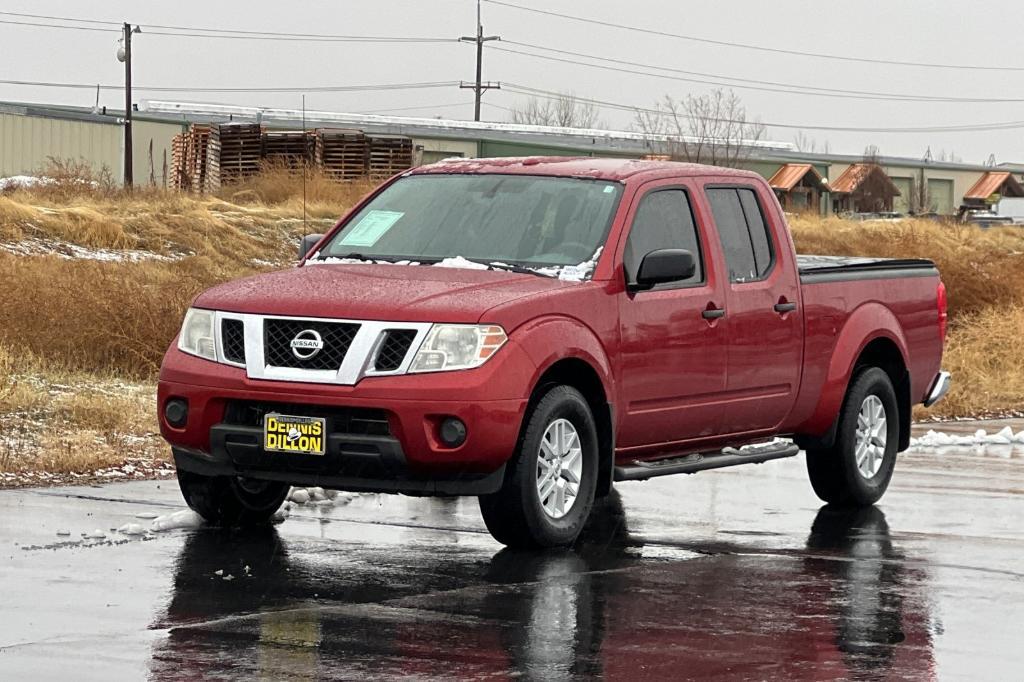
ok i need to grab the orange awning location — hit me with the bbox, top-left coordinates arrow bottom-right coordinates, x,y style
768,163 -> 827,191
964,171 -> 1024,200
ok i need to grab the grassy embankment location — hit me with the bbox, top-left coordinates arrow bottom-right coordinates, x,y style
0,164 -> 374,481
0,165 -> 1021,481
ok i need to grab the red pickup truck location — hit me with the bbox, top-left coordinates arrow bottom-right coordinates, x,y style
158,158 -> 949,547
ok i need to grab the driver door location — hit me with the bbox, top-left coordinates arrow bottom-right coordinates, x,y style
616,181 -> 729,456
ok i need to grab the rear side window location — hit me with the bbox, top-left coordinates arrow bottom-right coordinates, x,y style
706,187 -> 774,283
623,189 -> 704,286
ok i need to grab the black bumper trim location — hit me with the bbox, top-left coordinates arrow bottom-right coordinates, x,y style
172,439 -> 507,497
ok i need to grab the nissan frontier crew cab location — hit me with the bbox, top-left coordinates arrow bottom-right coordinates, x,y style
158,158 -> 950,548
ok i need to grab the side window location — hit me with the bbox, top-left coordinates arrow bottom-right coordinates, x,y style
706,187 -> 774,283
623,189 -> 704,286
738,189 -> 772,276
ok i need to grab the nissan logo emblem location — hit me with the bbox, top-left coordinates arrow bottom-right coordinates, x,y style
289,329 -> 324,360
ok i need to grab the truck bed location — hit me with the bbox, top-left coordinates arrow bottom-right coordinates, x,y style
797,255 -> 937,284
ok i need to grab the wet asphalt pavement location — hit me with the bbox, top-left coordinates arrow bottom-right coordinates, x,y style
2,436 -> 1023,681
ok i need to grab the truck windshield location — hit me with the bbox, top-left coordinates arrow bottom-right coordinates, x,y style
318,174 -> 623,277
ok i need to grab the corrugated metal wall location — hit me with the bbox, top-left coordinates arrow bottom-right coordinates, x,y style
133,119 -> 187,187
0,113 -> 122,178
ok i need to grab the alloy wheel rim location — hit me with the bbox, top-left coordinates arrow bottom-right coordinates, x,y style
855,395 -> 888,479
536,418 -> 583,519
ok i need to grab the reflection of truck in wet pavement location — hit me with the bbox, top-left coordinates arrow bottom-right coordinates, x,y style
158,158 -> 950,547
149,500 -> 935,679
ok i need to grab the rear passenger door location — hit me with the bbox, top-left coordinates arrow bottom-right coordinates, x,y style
704,184 -> 803,435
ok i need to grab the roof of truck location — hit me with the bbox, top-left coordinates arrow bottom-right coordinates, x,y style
409,156 -> 766,183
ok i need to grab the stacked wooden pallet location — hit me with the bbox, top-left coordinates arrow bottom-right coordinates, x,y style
207,123 -> 263,190
169,125 -> 213,191
315,129 -> 369,181
170,123 -> 414,190
367,135 -> 414,178
262,130 -> 313,167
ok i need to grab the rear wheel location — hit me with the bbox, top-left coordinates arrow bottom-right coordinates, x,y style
177,470 -> 289,527
479,385 -> 599,548
806,367 -> 900,506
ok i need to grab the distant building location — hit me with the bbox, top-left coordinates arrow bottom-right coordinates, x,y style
2,98 -> 1024,217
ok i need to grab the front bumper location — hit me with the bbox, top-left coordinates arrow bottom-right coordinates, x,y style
158,343 -> 535,492
923,370 -> 951,407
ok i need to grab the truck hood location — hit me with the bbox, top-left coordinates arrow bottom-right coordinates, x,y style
193,263 -> 576,323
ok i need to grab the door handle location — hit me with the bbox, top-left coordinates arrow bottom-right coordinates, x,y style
773,302 -> 797,313
702,307 -> 726,320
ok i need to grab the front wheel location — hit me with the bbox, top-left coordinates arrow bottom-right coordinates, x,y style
479,385 -> 599,548
177,470 -> 289,527
806,367 -> 900,506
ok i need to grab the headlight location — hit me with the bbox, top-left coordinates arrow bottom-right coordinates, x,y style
177,308 -> 217,361
409,324 -> 507,373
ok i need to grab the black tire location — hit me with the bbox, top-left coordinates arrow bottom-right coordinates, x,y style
806,367 -> 900,506
479,385 -> 599,548
177,470 -> 289,527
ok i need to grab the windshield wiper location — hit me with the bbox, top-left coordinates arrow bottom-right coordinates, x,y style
319,252 -> 403,263
479,260 -> 557,278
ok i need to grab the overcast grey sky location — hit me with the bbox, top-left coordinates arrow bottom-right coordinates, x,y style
3,0 -> 1024,163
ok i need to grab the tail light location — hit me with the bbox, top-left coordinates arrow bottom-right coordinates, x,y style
936,280 -> 948,344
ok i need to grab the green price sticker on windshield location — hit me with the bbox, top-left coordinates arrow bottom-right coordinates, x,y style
340,210 -> 405,247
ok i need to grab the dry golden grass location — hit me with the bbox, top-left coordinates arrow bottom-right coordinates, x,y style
0,253 -> 257,377
219,161 -> 378,219
930,306 -> 1024,418
0,343 -> 163,477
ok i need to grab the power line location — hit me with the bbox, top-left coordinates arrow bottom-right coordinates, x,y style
0,11 -> 454,43
493,44 -> 1024,104
484,0 -> 1024,72
0,78 -> 461,93
502,40 -> 1024,104
0,18 -> 116,33
0,10 -> 119,25
503,83 -> 1024,133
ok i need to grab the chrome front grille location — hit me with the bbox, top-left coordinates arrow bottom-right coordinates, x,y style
212,312 -> 430,385
263,318 -> 359,370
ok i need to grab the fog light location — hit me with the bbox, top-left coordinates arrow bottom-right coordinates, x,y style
439,417 -> 467,447
165,398 -> 188,428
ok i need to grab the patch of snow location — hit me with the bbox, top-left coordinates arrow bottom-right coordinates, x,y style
432,256 -> 490,270
910,427 -> 1024,447
117,522 -> 146,536
0,237 -> 181,263
83,529 -> 106,539
135,512 -> 159,520
222,574 -> 235,581
0,175 -> 52,190
214,569 -> 224,576
289,488 -> 310,504
150,509 -> 204,532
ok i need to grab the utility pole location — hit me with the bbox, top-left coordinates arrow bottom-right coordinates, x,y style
460,0 -> 500,121
117,23 -> 141,188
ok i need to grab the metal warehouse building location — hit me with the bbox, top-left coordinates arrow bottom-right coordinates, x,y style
2,98 -> 1022,217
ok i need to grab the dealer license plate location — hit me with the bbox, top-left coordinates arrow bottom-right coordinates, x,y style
263,413 -> 326,456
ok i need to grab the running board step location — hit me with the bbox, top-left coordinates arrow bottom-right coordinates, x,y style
614,441 -> 800,482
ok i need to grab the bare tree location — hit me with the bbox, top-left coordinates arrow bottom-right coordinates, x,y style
510,92 -> 601,128
634,89 -> 765,168
792,131 -> 834,155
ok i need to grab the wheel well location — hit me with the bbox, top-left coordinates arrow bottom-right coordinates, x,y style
853,338 -> 912,451
528,358 -> 615,497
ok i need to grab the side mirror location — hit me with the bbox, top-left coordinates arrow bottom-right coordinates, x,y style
634,249 -> 696,289
298,233 -> 325,261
